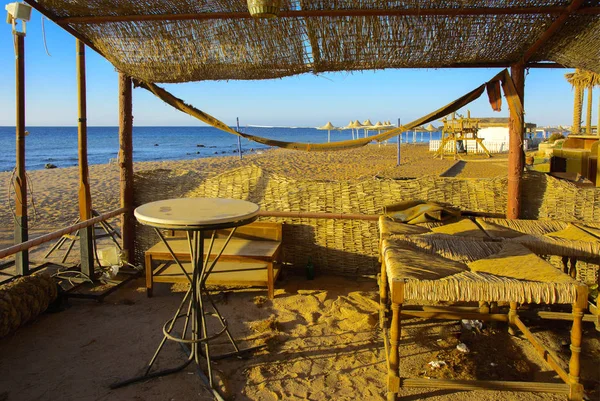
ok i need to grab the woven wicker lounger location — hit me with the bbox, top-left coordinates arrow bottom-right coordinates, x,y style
378,216 -> 589,401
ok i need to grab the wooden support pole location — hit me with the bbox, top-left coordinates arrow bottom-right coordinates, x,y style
14,33 -> 28,275
77,40 -> 94,278
507,63 -> 525,219
397,118 -> 401,166
387,302 -> 401,400
568,288 -> 587,401
119,73 -> 135,263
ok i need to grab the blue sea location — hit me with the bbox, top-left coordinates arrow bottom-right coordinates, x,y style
0,126 -> 442,172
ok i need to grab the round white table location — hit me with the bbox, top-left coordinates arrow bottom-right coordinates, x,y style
113,198 -> 260,400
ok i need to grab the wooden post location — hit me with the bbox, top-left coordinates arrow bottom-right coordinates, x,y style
236,117 -> 242,160
507,63 -> 525,219
77,40 -> 94,278
119,73 -> 135,263
568,289 -> 587,401
14,33 -> 28,275
388,302 -> 401,401
396,118 -> 401,166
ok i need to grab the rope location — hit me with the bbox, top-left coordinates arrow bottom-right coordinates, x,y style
134,69 -> 519,152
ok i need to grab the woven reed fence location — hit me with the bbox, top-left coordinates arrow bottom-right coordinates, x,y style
133,166 -> 599,277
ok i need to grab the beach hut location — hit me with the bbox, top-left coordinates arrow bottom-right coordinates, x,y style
317,121 -> 338,143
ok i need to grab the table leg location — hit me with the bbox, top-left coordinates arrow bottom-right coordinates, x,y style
112,226 -> 265,397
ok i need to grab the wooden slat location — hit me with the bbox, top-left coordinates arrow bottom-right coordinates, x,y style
400,309 -> 508,322
513,316 -> 570,383
168,221 -> 283,241
402,378 -> 569,393
147,238 -> 281,262
153,261 -> 280,287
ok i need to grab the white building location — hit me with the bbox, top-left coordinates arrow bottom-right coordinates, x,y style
429,117 -> 540,154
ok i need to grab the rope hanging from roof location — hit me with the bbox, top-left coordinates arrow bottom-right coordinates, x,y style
134,69 -> 521,152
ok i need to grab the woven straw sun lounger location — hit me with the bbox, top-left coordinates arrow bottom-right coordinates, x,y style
378,216 -> 589,401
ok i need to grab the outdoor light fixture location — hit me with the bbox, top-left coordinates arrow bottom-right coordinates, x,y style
5,2 -> 32,35
247,0 -> 281,18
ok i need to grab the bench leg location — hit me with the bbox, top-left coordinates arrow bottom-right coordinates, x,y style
387,302 -> 402,401
380,261 -> 388,330
145,254 -> 153,298
267,262 -> 274,299
508,301 -> 518,336
568,303 -> 585,401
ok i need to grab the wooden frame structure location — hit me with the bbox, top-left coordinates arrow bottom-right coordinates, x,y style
433,112 -> 492,160
4,29 -> 135,285
14,0 -> 593,238
381,283 -> 587,401
377,215 -> 593,401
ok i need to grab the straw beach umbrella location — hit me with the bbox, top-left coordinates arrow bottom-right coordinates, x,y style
342,120 -> 354,139
426,123 -> 437,142
353,120 -> 363,140
362,119 -> 374,137
317,121 -> 337,143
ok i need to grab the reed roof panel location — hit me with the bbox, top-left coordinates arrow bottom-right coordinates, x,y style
36,1 -> 600,82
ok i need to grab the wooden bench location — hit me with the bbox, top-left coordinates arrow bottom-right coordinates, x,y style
145,221 -> 282,299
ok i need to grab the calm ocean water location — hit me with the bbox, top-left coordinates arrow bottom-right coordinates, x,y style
0,126 -> 442,172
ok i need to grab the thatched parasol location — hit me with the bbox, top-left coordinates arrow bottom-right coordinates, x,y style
426,123 -> 437,141
317,121 -> 338,143
352,120 -> 364,139
361,119 -> 374,137
343,120 -> 361,140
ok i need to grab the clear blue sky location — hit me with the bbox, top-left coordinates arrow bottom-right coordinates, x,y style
0,5 -> 579,128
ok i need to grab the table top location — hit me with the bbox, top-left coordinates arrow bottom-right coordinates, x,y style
134,198 -> 260,229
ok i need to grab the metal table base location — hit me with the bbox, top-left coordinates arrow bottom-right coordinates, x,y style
111,226 -> 263,399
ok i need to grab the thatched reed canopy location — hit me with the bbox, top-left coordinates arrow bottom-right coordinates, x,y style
31,1 -> 600,83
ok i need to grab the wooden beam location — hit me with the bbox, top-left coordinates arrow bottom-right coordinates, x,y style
14,33 -> 28,276
522,0 -> 585,63
56,6 -> 600,24
77,39 -> 94,278
507,63 -> 525,219
118,73 -> 135,264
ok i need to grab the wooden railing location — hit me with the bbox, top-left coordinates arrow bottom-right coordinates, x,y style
0,208 -> 126,260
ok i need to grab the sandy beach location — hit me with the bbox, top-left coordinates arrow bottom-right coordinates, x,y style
0,144 -> 507,249
1,144 -> 598,401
